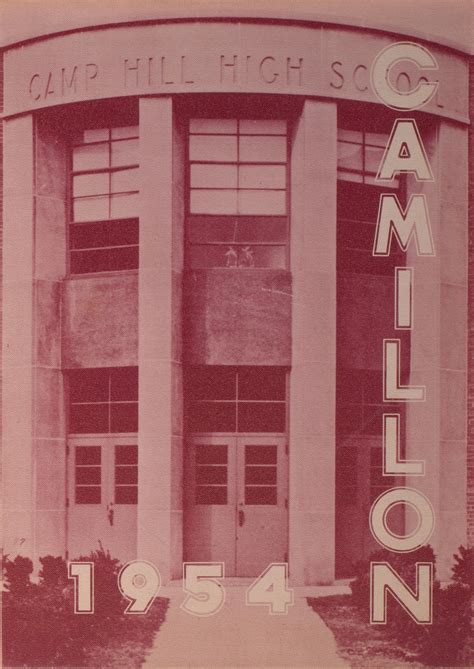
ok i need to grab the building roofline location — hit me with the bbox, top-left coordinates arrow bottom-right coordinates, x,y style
1,10 -> 473,56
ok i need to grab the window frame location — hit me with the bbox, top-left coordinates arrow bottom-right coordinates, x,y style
68,126 -> 140,276
185,366 -> 289,435
66,367 -> 139,436
185,116 -> 292,271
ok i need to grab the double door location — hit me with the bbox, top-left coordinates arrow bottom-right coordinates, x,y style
184,435 -> 288,576
67,436 -> 138,563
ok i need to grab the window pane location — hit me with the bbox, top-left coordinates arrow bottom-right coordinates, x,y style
73,143 -> 109,171
337,142 -> 363,172
76,486 -> 101,504
69,369 -> 109,402
70,222 -> 110,250
245,486 -> 277,505
70,403 -> 109,433
73,196 -> 109,222
196,486 -> 227,504
190,189 -> 238,215
110,402 -> 138,432
235,218 -> 286,243
188,217 -> 286,244
196,465 -> 227,484
190,119 -> 237,134
110,193 -> 139,219
187,402 -> 236,432
70,249 -> 111,274
115,486 -> 137,504
111,126 -> 139,139
186,367 -> 236,400
108,246 -> 139,271
83,128 -> 110,143
76,445 -> 101,465
116,444 -> 138,465
238,368 -> 286,400
238,190 -> 286,215
239,119 -> 286,135
239,136 -> 286,163
339,129 -> 361,143
111,367 -> 138,401
239,165 -> 286,189
195,444 -> 228,464
73,172 -> 109,197
245,466 -> 277,485
111,139 -> 139,167
190,164 -> 237,189
76,466 -> 101,485
189,135 -> 237,162
337,170 -> 363,184
115,465 -> 138,484
365,145 -> 384,175
366,132 -> 389,147
111,168 -> 139,193
109,219 -> 139,246
238,402 -> 285,432
245,445 -> 277,464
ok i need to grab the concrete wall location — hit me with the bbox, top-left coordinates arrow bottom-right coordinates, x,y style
184,270 -> 291,365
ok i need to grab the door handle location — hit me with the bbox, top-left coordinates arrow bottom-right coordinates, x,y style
238,509 -> 245,527
107,503 -> 114,526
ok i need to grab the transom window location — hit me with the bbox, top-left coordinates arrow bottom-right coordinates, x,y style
68,367 -> 138,434
185,367 -> 286,433
70,126 -> 139,274
187,119 -> 288,269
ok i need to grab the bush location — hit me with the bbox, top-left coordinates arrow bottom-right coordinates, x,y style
350,544 -> 472,666
3,555 -> 34,594
451,545 -> 474,591
2,544 -> 167,667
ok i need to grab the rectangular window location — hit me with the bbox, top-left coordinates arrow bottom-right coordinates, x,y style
337,127 -> 406,276
195,444 -> 228,504
68,367 -> 138,434
70,126 -> 139,274
185,367 -> 286,433
75,445 -> 101,504
187,119 -> 288,269
245,445 -> 277,505
115,444 -> 138,504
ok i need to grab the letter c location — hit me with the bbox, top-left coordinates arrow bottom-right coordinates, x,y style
370,42 -> 438,110
29,74 -> 41,101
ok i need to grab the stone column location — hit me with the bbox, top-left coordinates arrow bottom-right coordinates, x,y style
3,115 -> 36,561
138,97 -> 184,582
3,113 -> 68,565
407,120 -> 468,580
289,99 -> 337,584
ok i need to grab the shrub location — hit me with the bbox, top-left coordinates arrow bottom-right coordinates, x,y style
451,545 -> 474,591
350,544 -> 472,666
3,555 -> 35,594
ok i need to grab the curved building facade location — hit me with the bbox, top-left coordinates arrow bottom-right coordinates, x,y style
1,5 -> 472,584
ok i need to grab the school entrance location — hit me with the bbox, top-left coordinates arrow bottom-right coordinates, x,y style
183,367 -> 289,576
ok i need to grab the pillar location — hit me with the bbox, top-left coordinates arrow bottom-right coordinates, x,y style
289,99 -> 337,584
137,97 -> 184,582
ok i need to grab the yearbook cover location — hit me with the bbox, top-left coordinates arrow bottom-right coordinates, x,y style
1,1 -> 473,666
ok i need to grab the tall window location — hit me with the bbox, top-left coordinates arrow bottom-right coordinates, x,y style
337,127 -> 405,275
70,126 -> 139,274
68,367 -> 138,433
187,119 -> 288,269
185,367 -> 287,433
